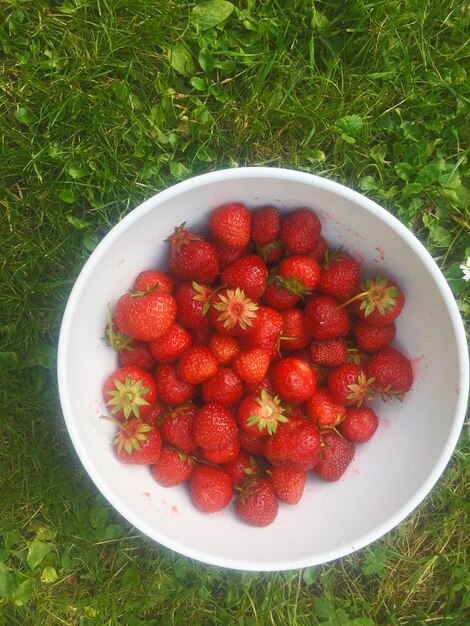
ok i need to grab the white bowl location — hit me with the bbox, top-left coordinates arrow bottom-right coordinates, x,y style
58,167 -> 469,571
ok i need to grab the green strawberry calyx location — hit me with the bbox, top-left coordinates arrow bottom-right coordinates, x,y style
105,375 -> 151,420
337,277 -> 400,317
100,415 -> 152,456
246,388 -> 288,435
346,372 -> 375,406
212,287 -> 259,331
104,304 -> 133,352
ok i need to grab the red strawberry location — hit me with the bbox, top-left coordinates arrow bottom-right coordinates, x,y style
262,280 -> 300,310
159,403 -> 198,452
208,333 -> 240,365
201,367 -> 244,406
305,388 -> 346,428
189,465 -> 233,513
234,477 -> 278,527
339,406 -> 379,443
310,337 -> 349,367
233,347 -> 271,384
223,451 -> 258,486
209,203 -> 251,249
134,270 -> 174,294
304,294 -> 351,339
240,305 -> 283,358
210,287 -> 259,336
263,419 -> 321,471
271,357 -> 317,403
237,389 -> 288,436
279,308 -> 311,352
250,206 -> 280,246
151,447 -> 195,487
167,224 -> 219,283
309,236 -> 329,264
317,250 -> 360,303
117,339 -> 156,371
212,239 -> 250,270
111,418 -> 162,465
255,240 -> 285,265
192,403 -> 239,451
353,319 -> 396,353
279,208 -> 322,254
149,323 -> 192,363
365,346 -> 413,398
313,431 -> 355,482
114,289 -> 176,341
177,346 -> 218,385
277,255 -> 321,296
141,400 -> 167,427
154,363 -> 195,405
268,466 -> 306,505
348,277 -> 405,327
174,281 -> 212,330
327,363 -> 374,407
238,429 -> 266,455
103,366 -> 157,420
199,439 -> 240,464
221,254 -> 268,301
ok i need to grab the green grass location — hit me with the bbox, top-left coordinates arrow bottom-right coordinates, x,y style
1,0 -> 469,624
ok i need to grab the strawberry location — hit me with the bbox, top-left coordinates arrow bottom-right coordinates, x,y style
199,439 -> 241,464
141,400 -> 167,427
177,346 -> 218,385
365,346 -> 413,398
209,203 -> 251,249
237,389 -> 288,436
117,339 -> 156,371
223,451 -> 258,486
189,326 -> 212,346
114,289 -> 176,341
309,236 -> 329,264
313,431 -> 355,482
159,403 -> 198,452
317,250 -> 360,303
134,270 -> 174,294
201,367 -> 244,406
277,254 -> 321,297
240,305 -> 283,358
346,277 -> 405,327
192,403 -> 239,451
149,323 -> 192,363
262,280 -> 300,310
268,466 -> 306,505
304,294 -> 351,339
271,357 -> 317,403
208,333 -> 240,365
305,388 -> 346,428
263,419 -> 321,471
221,254 -> 268,301
111,418 -> 162,465
174,281 -> 212,330
151,447 -> 195,487
103,366 -> 157,420
250,206 -> 280,246
232,347 -> 271,384
154,363 -> 195,405
279,308 -> 311,352
211,239 -> 250,270
279,208 -> 322,254
310,337 -> 349,367
255,240 -> 285,266
234,477 -> 278,527
339,406 -> 379,443
353,319 -> 396,353
327,363 -> 374,407
166,224 -> 219,283
189,465 -> 233,513
210,287 -> 259,336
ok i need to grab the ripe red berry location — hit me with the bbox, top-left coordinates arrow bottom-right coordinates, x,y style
339,406 -> 379,443
268,466 -> 306,505
313,431 -> 355,482
134,270 -> 174,294
365,346 -> 413,398
221,254 -> 268,301
159,403 -> 198,452
189,465 -> 233,513
271,357 -> 317,403
327,363 -> 374,407
174,281 -> 211,330
304,294 -> 351,339
192,403 -> 239,451
208,333 -> 240,365
250,206 -> 280,246
310,337 -> 349,367
149,323 -> 192,363
154,363 -> 195,405
350,277 -> 405,327
279,308 -> 311,352
167,225 -> 219,283
317,250 -> 360,303
233,347 -> 271,384
279,208 -> 322,254
114,290 -> 177,341
209,203 -> 251,249
305,388 -> 346,428
177,345 -> 218,385
117,339 -> 156,371
264,419 -> 322,471
151,447 -> 195,487
234,477 -> 279,527
201,367 -> 244,406
353,319 -> 396,353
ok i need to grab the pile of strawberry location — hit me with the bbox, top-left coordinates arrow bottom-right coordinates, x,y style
102,203 -> 413,527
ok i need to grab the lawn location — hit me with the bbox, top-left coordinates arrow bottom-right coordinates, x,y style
0,0 -> 469,624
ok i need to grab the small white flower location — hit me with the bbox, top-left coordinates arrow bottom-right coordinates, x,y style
460,256 -> 470,281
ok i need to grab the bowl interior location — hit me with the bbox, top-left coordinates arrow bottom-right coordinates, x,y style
58,168 -> 468,571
